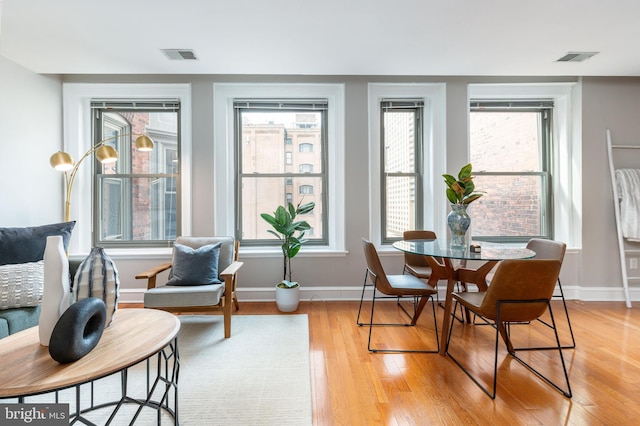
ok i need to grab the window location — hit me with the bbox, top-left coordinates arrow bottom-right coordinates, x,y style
214,83 -> 346,254
92,100 -> 180,247
235,99 -> 328,245
299,163 -> 313,173
367,83 -> 446,247
380,99 -> 424,243
299,143 -> 313,152
469,100 -> 553,242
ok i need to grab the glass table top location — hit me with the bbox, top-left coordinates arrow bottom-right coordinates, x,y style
392,239 -> 536,261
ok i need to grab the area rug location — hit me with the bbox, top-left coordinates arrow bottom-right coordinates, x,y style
23,314 -> 312,425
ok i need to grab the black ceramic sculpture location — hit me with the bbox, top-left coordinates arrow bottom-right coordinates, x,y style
49,297 -> 107,364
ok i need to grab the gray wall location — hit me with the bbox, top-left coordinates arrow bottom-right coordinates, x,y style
2,59 -> 639,303
581,78 -> 640,290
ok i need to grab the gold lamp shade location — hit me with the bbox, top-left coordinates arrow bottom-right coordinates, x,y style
95,145 -> 118,164
135,135 -> 154,151
50,151 -> 74,171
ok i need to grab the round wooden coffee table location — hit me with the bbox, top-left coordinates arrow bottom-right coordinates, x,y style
0,308 -> 180,425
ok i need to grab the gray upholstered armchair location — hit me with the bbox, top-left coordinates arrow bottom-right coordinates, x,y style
135,236 -> 242,338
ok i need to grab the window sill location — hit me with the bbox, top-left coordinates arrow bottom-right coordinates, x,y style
70,247 -> 172,262
239,247 -> 348,258
71,246 -> 349,260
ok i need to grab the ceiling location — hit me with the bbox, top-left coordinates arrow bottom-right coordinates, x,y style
1,0 -> 639,76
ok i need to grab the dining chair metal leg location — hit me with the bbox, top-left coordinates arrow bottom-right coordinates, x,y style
534,279 -> 576,349
507,279 -> 576,351
445,300 -> 499,399
502,301 -> 572,398
366,283 -> 440,353
356,269 -> 372,326
445,299 -> 572,399
357,271 -> 422,327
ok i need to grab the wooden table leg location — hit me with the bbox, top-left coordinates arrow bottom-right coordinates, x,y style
457,260 -> 498,292
439,259 -> 457,355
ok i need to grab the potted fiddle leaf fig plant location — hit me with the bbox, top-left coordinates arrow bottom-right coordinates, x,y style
261,200 -> 315,312
442,163 -> 484,205
442,163 -> 484,248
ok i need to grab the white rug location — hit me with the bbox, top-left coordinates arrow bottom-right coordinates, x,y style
21,314 -> 313,426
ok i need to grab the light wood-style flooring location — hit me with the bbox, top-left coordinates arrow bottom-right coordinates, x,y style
124,299 -> 640,425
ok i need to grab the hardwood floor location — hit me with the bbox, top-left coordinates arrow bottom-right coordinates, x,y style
124,300 -> 640,425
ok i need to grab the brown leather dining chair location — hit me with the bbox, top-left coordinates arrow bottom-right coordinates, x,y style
402,230 -> 439,284
445,258 -> 572,399
357,238 -> 439,353
402,230 -> 465,321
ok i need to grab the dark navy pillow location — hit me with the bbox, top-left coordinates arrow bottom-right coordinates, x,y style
166,242 -> 222,286
0,221 -> 76,266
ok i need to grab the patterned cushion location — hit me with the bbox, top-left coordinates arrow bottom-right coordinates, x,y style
0,261 -> 44,310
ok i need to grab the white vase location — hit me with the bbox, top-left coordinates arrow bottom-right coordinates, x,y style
275,285 -> 300,312
74,247 -> 119,327
39,235 -> 70,346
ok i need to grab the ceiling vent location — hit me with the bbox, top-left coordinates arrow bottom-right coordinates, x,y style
161,49 -> 198,60
556,52 -> 598,62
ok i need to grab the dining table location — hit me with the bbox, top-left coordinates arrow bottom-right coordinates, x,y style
392,239 -> 536,355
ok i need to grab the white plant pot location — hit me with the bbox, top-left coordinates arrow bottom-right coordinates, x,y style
275,285 -> 300,312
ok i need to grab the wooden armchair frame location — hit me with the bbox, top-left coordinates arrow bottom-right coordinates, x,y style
135,239 -> 242,338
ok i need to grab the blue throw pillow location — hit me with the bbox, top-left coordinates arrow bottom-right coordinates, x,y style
166,242 -> 222,286
0,221 -> 76,266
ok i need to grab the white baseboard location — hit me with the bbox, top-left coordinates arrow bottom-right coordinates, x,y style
118,284 -> 640,305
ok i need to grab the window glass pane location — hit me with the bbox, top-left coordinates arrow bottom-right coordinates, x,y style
381,102 -> 422,243
98,176 -> 177,241
240,176 -> 323,240
238,106 -> 326,244
385,176 -> 416,239
241,112 -> 323,174
470,112 -> 541,172
470,175 -> 544,237
94,107 -> 179,247
469,107 -> 550,241
102,178 -> 122,239
384,111 -> 416,173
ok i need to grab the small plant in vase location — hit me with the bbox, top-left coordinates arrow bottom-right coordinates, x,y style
442,163 -> 484,248
261,200 -> 315,312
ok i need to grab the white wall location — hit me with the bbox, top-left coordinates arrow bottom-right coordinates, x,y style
0,56 -> 63,226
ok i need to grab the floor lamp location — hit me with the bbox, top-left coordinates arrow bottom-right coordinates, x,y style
49,134 -> 154,222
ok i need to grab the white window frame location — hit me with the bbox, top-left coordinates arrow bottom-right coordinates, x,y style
368,83 -> 447,248
213,83 -> 346,255
62,83 -> 192,256
468,83 -> 581,248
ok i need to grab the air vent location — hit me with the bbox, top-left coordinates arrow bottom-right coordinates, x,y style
161,49 -> 198,60
556,52 -> 598,62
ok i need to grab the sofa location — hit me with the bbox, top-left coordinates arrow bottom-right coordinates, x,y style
0,221 -> 76,338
